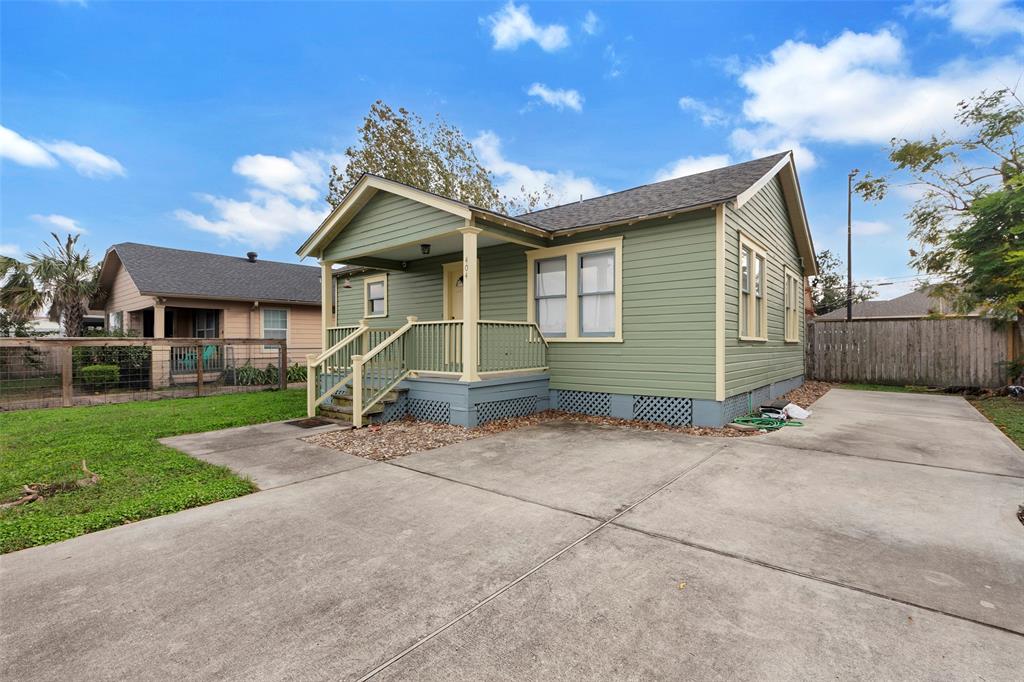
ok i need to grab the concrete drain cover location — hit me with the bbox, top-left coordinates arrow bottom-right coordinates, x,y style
285,417 -> 334,429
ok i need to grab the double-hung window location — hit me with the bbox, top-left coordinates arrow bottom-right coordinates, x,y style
784,268 -> 801,342
534,257 -> 566,337
578,251 -> 615,337
364,274 -> 388,318
738,234 -> 768,341
526,236 -> 622,342
262,308 -> 287,350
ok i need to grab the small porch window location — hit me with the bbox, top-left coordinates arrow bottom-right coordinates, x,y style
534,257 -> 566,337
108,311 -> 123,331
262,308 -> 287,349
364,274 -> 388,318
193,310 -> 219,338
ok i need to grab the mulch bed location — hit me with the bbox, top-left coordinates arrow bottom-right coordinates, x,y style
781,380 -> 833,409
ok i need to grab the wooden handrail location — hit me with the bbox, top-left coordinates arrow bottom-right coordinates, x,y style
359,316 -> 418,364
312,324 -> 367,365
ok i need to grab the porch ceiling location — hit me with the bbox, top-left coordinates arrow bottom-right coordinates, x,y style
343,231 -> 508,267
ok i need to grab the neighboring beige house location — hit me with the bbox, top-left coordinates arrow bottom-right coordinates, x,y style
95,243 -> 325,385
815,285 -> 979,321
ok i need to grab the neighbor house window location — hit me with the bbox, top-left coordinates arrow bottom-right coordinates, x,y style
364,274 -> 388,318
193,310 -> 218,338
526,236 -> 622,342
108,311 -> 123,331
784,268 -> 801,342
534,257 -> 566,337
739,234 -> 768,341
578,250 -> 615,337
262,308 -> 287,350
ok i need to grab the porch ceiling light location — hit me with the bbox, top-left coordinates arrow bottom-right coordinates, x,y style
342,276 -> 352,289
420,243 -> 431,255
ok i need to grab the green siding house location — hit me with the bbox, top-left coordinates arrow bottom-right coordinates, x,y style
297,152 -> 816,428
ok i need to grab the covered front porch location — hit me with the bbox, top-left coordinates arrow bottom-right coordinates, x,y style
126,305 -> 229,374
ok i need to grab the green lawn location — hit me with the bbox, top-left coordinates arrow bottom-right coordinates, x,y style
970,397 -> 1024,450
0,389 -> 307,553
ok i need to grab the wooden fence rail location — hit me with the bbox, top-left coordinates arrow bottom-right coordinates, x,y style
806,318 -> 1019,388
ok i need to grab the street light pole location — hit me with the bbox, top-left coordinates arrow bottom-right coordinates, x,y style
847,169 -> 859,321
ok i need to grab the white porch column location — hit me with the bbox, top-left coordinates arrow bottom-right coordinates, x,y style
321,261 -> 333,351
459,225 -> 481,382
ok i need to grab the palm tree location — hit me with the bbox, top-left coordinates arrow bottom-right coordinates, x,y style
1,233 -> 101,336
0,256 -> 45,329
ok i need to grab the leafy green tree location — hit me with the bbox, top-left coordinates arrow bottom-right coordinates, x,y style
810,249 -> 878,315
1,233 -> 101,336
326,100 -> 551,214
856,88 -> 1024,339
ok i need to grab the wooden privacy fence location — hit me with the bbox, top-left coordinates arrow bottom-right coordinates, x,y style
806,318 -> 1019,388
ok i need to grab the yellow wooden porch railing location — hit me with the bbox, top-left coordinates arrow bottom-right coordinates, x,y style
311,319 -> 548,425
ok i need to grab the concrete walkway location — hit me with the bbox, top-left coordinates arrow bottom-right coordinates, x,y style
2,389 -> 1022,680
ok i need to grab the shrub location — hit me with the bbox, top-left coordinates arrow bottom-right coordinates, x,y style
80,364 -> 120,387
287,362 -> 307,382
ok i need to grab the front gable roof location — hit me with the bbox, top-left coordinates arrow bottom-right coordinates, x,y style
297,153 -> 815,274
97,243 -> 322,305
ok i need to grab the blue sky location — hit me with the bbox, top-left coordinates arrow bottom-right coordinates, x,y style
2,0 -> 1022,299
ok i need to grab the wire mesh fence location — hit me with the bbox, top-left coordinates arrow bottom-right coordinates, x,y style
0,337 -> 320,411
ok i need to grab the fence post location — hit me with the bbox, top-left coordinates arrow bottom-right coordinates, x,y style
195,343 -> 204,396
61,343 -> 73,408
805,322 -> 815,380
278,341 -> 287,390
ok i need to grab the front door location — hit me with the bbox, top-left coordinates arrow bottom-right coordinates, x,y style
443,262 -> 464,320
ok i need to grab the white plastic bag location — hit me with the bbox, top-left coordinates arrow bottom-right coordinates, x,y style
783,402 -> 811,420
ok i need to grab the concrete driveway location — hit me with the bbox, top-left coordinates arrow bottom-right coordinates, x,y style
2,389 -> 1022,680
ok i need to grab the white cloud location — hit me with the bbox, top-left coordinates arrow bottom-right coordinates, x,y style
0,126 -> 58,168
652,154 -> 732,182
232,152 -> 323,202
581,10 -> 599,35
30,213 -> 87,234
527,83 -> 584,112
39,140 -> 125,177
176,151 -> 333,249
905,0 -> 1024,39
484,2 -> 569,52
603,44 -> 624,78
677,97 -> 729,126
0,244 -> 23,259
472,131 -> 606,207
736,29 -> 1022,147
851,219 -> 891,236
0,125 -> 124,178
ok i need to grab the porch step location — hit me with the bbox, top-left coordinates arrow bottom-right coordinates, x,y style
319,386 -> 407,422
320,404 -> 384,419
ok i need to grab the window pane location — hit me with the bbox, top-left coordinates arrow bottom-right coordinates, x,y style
369,298 -> 383,314
579,252 -> 614,294
536,258 -> 566,297
741,293 -> 749,336
537,298 -> 566,335
741,248 -> 750,293
367,282 -> 384,300
754,256 -> 764,298
581,293 -> 615,335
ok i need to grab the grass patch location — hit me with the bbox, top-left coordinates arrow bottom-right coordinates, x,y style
0,389 -> 306,553
970,397 -> 1024,450
839,383 -> 934,393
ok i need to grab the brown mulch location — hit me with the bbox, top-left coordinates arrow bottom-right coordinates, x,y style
780,380 -> 833,409
305,408 -> 761,462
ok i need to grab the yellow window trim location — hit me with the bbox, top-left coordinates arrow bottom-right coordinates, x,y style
525,236 -> 623,343
738,233 -> 768,342
363,273 -> 388,318
783,266 -> 801,343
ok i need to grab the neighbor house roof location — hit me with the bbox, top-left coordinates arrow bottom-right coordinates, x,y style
98,243 -> 322,305
816,286 -> 978,320
518,153 -> 790,232
297,151 -> 815,274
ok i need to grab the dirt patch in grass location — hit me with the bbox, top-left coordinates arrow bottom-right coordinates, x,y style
781,380 -> 833,409
306,410 -> 758,461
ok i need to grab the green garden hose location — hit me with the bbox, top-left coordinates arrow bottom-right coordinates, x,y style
732,416 -> 804,431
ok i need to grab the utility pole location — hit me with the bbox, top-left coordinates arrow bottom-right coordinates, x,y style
847,169 -> 858,321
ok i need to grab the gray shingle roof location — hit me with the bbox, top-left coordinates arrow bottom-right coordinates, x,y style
517,152 -> 789,231
108,243 -> 321,304
816,286 -> 975,320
